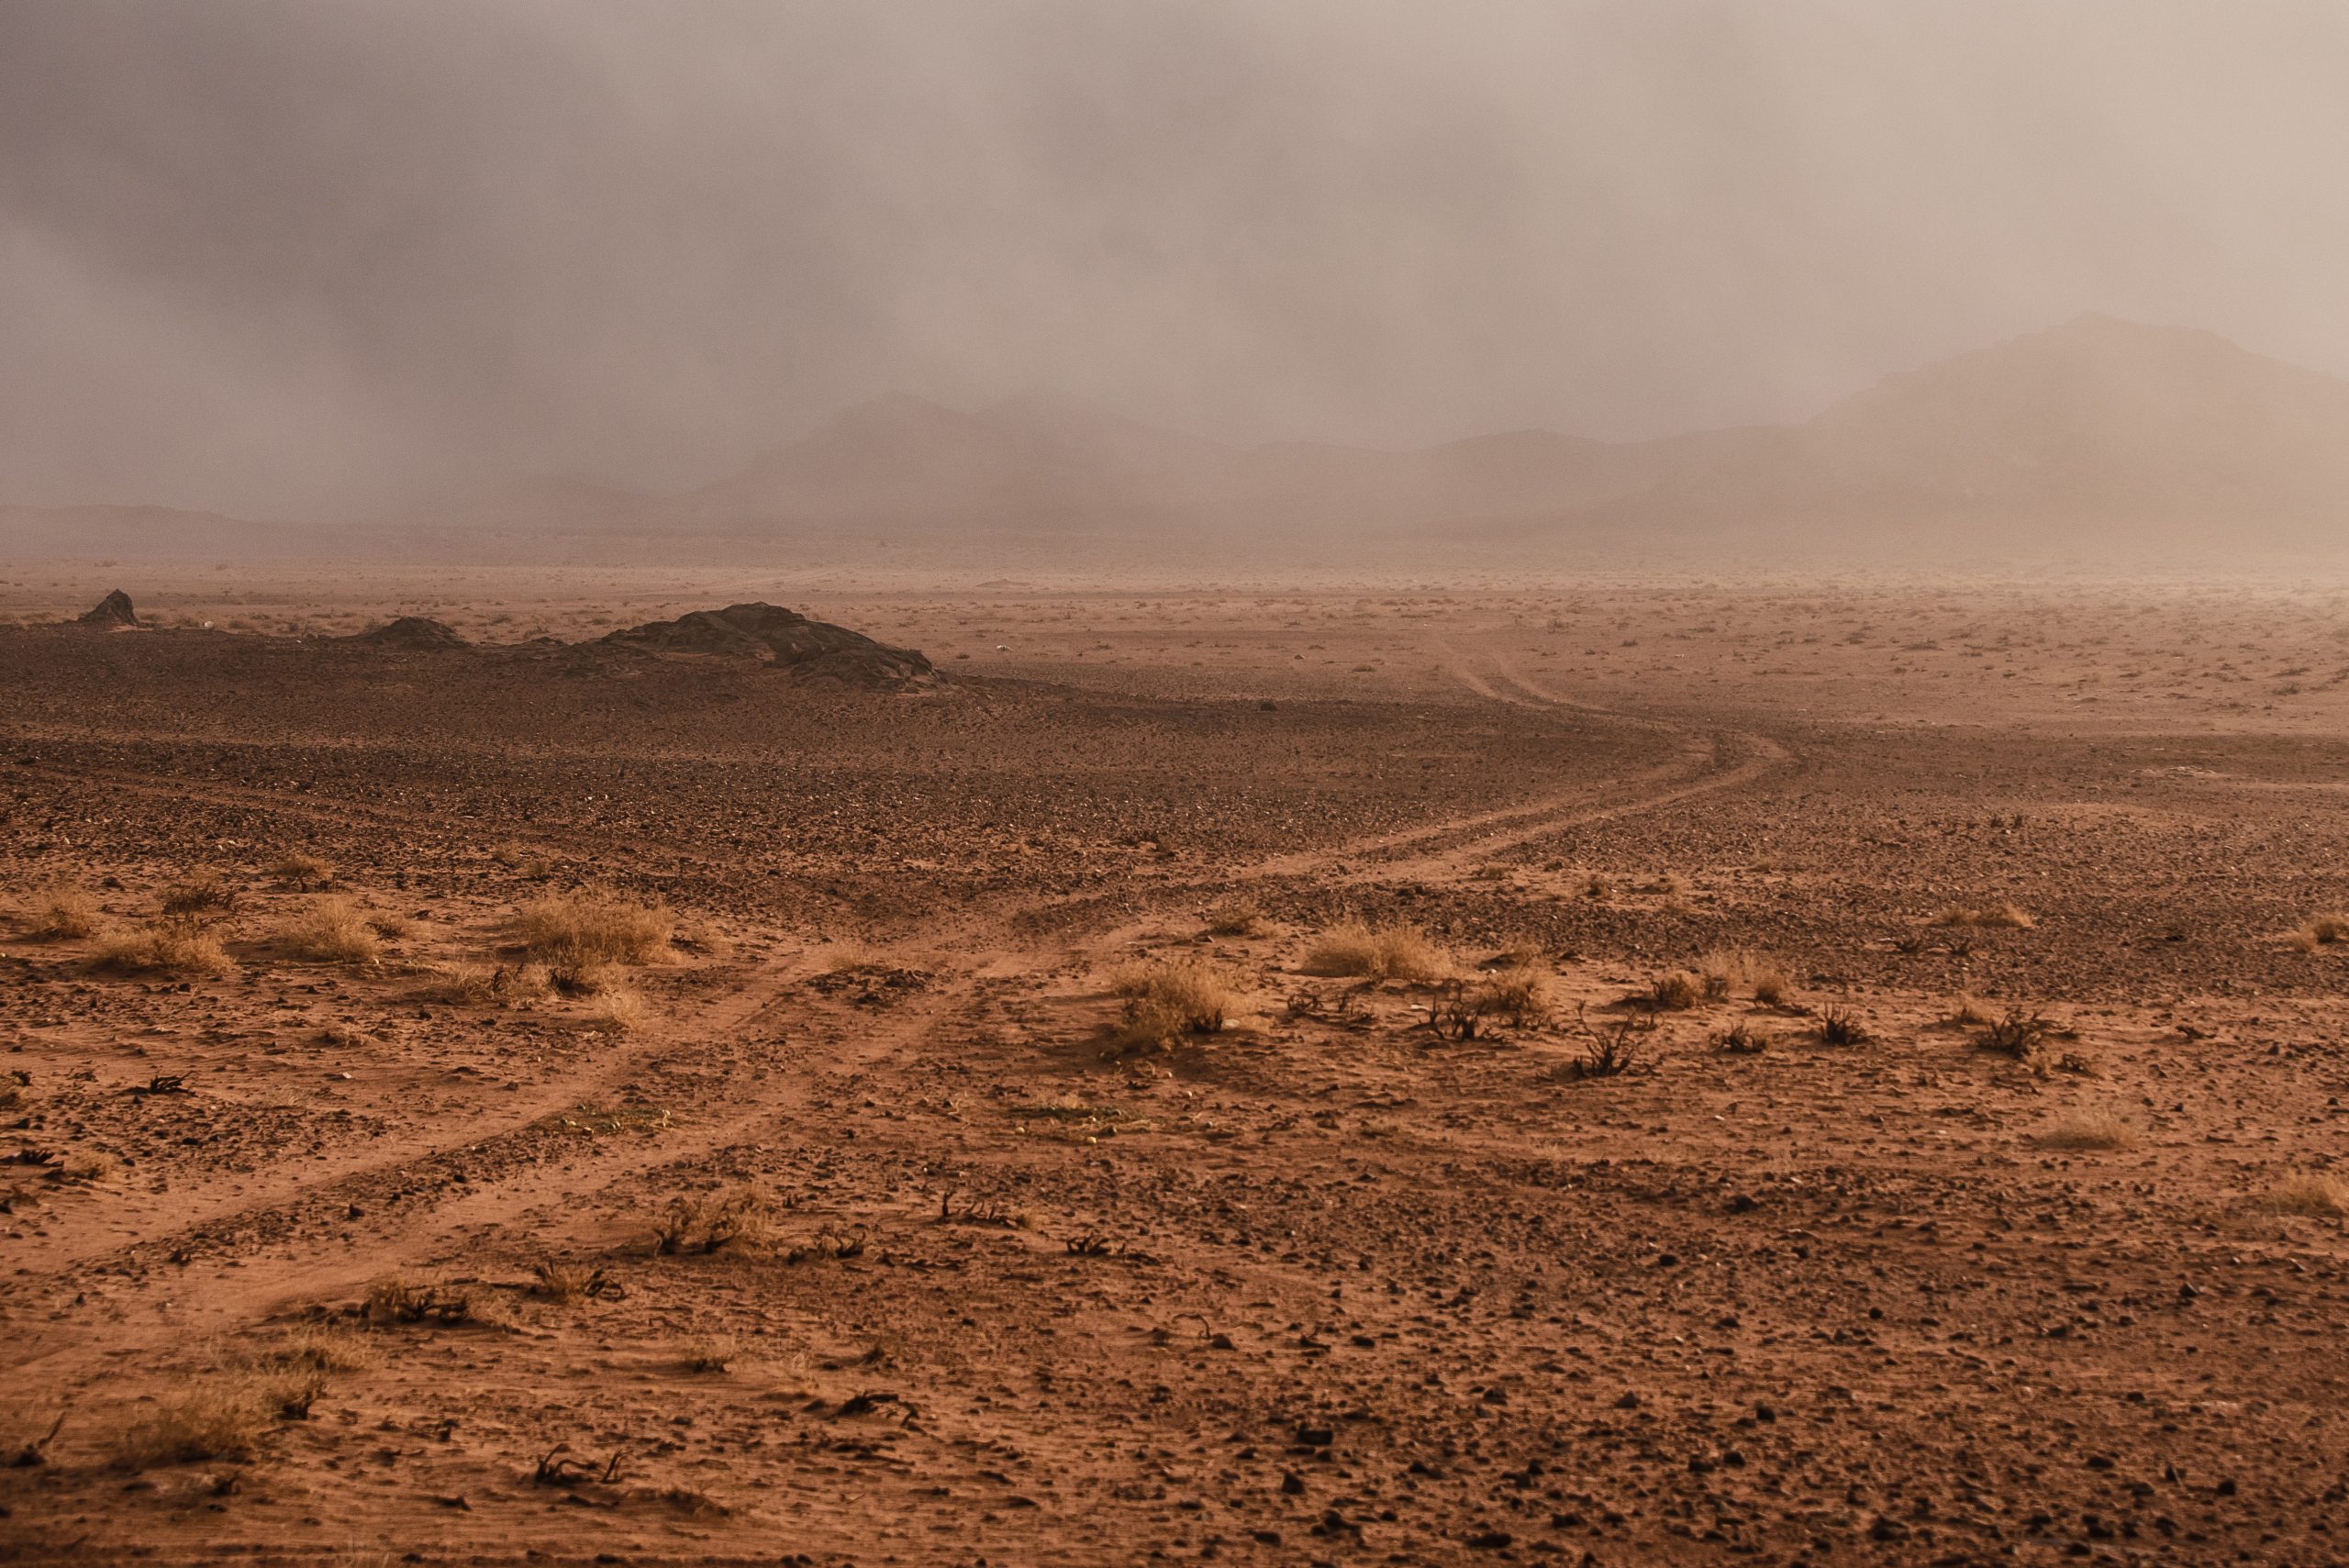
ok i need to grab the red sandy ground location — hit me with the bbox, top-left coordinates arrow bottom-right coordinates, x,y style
2,571 -> 2346,1567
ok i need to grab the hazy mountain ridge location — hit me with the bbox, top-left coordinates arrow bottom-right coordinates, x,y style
10,316 -> 2349,561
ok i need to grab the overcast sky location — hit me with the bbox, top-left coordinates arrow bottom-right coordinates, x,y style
4,0 -> 2346,516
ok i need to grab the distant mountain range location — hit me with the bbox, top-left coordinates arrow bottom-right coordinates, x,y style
11,315 -> 2349,562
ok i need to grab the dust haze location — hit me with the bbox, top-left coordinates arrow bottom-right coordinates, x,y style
6,1 -> 2349,523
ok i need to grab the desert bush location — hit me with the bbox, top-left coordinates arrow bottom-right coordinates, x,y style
1107,996 -> 1187,1055
518,886 -> 674,965
277,895 -> 383,965
92,916 -> 231,975
1932,903 -> 2034,930
25,890 -> 99,940
269,851 -> 336,886
680,1335 -> 740,1373
2040,1112 -> 2136,1151
2254,1173 -> 2348,1217
1477,964 -> 1553,1026
1813,1005 -> 1873,1046
1694,948 -> 1792,1005
1202,902 -> 1271,938
1581,873 -> 1613,900
1303,919 -> 1453,983
117,1379 -> 269,1467
655,1181 -> 776,1254
2290,914 -> 2349,951
1633,971 -> 1703,1012
273,1323 -> 378,1373
1976,1007 -> 2055,1061
431,962 -> 551,1006
1945,993 -> 1994,1027
1108,957 -> 1237,1033
1711,1020 -> 1768,1054
362,1275 -> 474,1326
160,869 -> 238,915
584,987 -> 646,1034
1427,965 -> 1553,1040
1552,1008 -> 1653,1081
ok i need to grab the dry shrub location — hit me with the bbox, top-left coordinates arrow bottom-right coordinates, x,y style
2040,1112 -> 2137,1151
117,1380 -> 267,1468
1633,971 -> 1702,1012
1945,993 -> 1995,1027
1711,1020 -> 1769,1054
1202,902 -> 1271,938
1108,997 -> 1188,1055
2290,914 -> 2349,951
1304,920 -> 1453,983
680,1335 -> 741,1373
25,890 -> 99,940
432,962 -> 551,1006
2255,1173 -> 2349,1217
273,1323 -> 378,1373
160,869 -> 238,915
1477,964 -> 1553,1025
57,1149 -> 120,1184
277,895 -> 383,965
1429,968 -> 1553,1040
584,987 -> 646,1034
1932,903 -> 2035,930
93,916 -> 231,975
362,1275 -> 474,1326
518,886 -> 674,965
1976,1008 -> 2055,1061
269,851 -> 336,886
1580,873 -> 1613,900
1108,957 -> 1237,1033
655,1181 -> 776,1254
1813,1005 -> 1873,1046
1695,948 -> 1791,1004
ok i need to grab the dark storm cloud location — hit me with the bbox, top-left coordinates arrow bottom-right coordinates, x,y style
3,0 -> 2346,515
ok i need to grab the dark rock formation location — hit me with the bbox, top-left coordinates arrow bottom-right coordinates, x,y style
351,616 -> 468,647
599,602 -> 933,688
76,589 -> 139,627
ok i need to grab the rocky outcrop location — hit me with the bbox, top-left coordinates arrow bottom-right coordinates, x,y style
598,602 -> 934,688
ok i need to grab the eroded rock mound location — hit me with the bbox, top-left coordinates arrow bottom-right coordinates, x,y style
351,616 -> 467,648
601,602 -> 933,688
76,589 -> 139,628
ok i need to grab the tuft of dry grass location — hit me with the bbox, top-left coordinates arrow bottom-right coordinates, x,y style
276,895 -> 383,965
2289,914 -> 2349,951
269,851 -> 336,886
1201,901 -> 1271,939
272,1323 -> 379,1373
1303,919 -> 1453,983
2040,1111 -> 2137,1151
1633,970 -> 1703,1012
2254,1173 -> 2349,1217
92,915 -> 232,975
430,962 -> 551,1006
1932,903 -> 2035,930
1694,948 -> 1792,1005
25,889 -> 100,940
584,987 -> 646,1034
1945,993 -> 1995,1027
1107,957 -> 1238,1033
518,886 -> 674,965
116,1379 -> 268,1468
1477,964 -> 1553,1025
680,1335 -> 741,1373
160,869 -> 238,916
1976,1007 -> 2055,1061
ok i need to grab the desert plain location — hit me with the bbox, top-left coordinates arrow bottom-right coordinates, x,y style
2,564 -> 2347,1567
